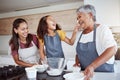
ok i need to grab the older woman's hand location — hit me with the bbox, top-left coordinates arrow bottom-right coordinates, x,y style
73,61 -> 80,67
83,65 -> 95,80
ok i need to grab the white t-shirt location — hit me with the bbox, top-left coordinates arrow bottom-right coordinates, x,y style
78,24 -> 117,64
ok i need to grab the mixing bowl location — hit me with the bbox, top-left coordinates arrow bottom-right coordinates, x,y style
46,58 -> 67,76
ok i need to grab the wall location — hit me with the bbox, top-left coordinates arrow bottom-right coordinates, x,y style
84,0 -> 120,27
0,35 -> 11,55
0,9 -> 77,35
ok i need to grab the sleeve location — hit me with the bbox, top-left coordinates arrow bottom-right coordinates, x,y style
9,44 -> 18,56
96,25 -> 117,64
57,30 -> 66,41
32,34 -> 39,48
100,26 -> 117,51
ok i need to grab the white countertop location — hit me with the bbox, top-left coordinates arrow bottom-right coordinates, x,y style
92,72 -> 120,80
64,72 -> 120,80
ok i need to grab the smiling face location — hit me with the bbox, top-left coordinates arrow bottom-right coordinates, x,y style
77,12 -> 93,30
46,16 -> 56,31
14,22 -> 29,39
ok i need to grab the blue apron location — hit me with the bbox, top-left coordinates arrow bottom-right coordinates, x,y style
76,25 -> 114,72
44,31 -> 64,58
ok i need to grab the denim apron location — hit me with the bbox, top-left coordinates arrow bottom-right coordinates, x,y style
44,31 -> 64,58
76,25 -> 114,72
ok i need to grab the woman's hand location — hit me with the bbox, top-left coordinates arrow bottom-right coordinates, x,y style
73,55 -> 80,67
83,65 -> 95,80
73,62 -> 80,67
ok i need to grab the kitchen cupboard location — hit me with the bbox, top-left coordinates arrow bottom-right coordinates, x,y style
0,9 -> 76,35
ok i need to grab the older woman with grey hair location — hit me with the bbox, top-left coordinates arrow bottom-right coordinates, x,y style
74,4 -> 117,80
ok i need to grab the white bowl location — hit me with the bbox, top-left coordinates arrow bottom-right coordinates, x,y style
72,66 -> 81,72
63,72 -> 85,80
34,64 -> 48,73
46,58 -> 67,76
47,69 -> 63,76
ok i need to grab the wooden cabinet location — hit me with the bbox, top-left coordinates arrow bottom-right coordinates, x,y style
0,9 -> 77,35
0,18 -> 13,35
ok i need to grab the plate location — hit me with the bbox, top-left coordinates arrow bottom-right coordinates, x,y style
63,72 -> 85,80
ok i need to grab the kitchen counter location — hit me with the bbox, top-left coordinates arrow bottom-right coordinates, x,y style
92,72 -> 120,80
0,55 -> 120,80
17,71 -> 120,80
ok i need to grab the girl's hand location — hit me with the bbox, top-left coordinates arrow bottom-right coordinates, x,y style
73,24 -> 81,33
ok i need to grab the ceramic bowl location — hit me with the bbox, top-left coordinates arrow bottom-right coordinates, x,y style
47,68 -> 63,76
34,64 -> 48,73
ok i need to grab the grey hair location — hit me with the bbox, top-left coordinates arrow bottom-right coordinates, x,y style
76,4 -> 96,21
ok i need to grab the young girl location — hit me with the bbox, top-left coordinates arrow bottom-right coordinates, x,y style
37,15 -> 79,61
9,18 -> 40,67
